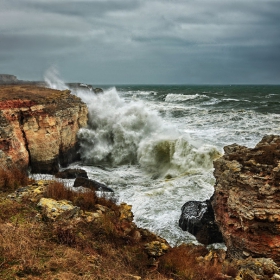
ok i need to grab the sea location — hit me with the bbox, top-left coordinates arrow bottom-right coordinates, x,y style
46,75 -> 280,246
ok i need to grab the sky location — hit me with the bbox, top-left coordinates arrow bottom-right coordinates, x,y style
0,0 -> 280,84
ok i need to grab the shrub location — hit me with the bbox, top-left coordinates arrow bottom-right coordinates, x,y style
0,165 -> 30,192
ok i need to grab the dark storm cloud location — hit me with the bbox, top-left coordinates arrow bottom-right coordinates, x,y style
0,0 -> 280,83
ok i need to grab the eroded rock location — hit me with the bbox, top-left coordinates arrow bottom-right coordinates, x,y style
0,85 -> 88,173
37,197 -> 80,221
212,135 -> 280,264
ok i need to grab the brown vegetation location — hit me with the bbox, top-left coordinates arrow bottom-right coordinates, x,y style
0,165 -> 30,191
0,170 -> 236,279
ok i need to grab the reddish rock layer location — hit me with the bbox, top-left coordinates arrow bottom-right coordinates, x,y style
0,85 -> 88,173
212,135 -> 280,264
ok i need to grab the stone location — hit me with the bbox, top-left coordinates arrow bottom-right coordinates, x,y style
233,257 -> 279,280
144,241 -> 169,257
179,198 -> 223,245
93,88 -> 103,94
0,85 -> 88,173
73,177 -> 113,192
212,135 -> 280,264
37,197 -> 80,221
7,180 -> 49,203
55,168 -> 88,179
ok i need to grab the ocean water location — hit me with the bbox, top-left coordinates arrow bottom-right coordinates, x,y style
45,75 -> 280,246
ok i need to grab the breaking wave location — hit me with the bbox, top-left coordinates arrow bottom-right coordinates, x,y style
77,87 -> 221,178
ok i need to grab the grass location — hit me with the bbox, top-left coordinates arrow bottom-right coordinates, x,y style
0,169 -> 238,279
0,165 -> 30,192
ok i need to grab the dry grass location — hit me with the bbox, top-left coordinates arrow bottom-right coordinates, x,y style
45,180 -> 118,212
0,175 -> 234,280
0,165 -> 30,192
158,244 -> 234,280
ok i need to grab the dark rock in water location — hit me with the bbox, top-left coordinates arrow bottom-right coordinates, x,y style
55,168 -> 88,179
73,177 -> 113,192
179,198 -> 223,245
93,88 -> 103,94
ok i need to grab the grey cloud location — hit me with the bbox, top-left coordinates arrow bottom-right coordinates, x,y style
0,0 -> 280,84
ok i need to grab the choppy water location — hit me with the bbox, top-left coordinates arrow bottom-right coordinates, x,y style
45,73 -> 280,246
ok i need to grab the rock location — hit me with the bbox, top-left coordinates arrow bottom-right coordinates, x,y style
233,257 -> 280,280
0,85 -> 88,173
55,168 -> 88,179
7,180 -> 49,203
37,197 -> 80,221
144,241 -> 169,257
73,177 -> 113,192
93,88 -> 103,94
179,198 -> 223,245
212,135 -> 280,264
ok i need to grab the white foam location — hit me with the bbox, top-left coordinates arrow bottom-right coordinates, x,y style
165,93 -> 207,102
44,66 -> 69,90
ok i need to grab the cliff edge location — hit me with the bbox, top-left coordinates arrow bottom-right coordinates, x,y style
212,135 -> 280,264
0,85 -> 88,173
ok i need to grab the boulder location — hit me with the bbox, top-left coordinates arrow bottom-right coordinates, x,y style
212,135 -> 280,264
37,197 -> 80,221
179,198 -> 223,245
144,241 -> 169,257
73,177 -> 113,192
55,168 -> 88,179
93,88 -> 103,94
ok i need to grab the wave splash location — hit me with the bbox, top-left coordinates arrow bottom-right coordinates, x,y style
77,87 -> 221,177
44,66 -> 69,90
43,70 -> 221,177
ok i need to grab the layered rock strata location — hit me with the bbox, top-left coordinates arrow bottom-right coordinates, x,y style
0,85 -> 88,173
212,135 -> 280,264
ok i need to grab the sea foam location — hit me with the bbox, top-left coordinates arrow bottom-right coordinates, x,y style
76,87 -> 221,178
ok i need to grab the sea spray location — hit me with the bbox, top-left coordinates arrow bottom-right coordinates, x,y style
44,66 -> 69,90
76,87 -> 221,178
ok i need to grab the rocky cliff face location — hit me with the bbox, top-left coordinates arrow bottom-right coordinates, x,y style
0,85 -> 88,173
212,135 -> 280,264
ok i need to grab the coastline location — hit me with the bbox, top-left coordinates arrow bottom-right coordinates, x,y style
1,78 -> 280,279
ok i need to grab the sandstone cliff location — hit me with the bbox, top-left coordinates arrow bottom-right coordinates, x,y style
212,135 -> 280,264
0,85 -> 88,173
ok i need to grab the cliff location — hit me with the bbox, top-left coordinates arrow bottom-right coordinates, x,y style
0,85 -> 88,173
0,74 -> 18,84
212,135 -> 280,264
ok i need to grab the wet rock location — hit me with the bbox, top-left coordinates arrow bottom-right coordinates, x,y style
73,177 -> 113,192
55,168 -> 88,179
179,198 -> 223,245
93,88 -> 103,94
212,135 -> 280,264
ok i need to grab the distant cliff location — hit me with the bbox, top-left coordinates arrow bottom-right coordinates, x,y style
0,74 -> 18,84
0,85 -> 88,173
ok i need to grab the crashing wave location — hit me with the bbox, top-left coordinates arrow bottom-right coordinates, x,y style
77,87 -> 221,177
